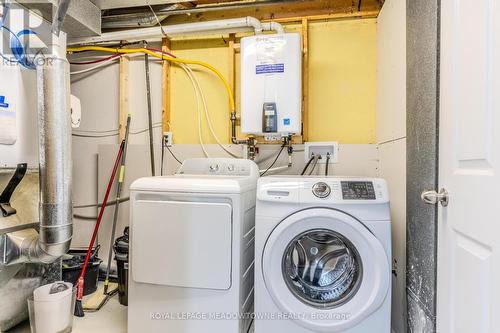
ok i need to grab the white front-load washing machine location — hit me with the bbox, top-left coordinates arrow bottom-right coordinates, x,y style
255,176 -> 391,333
128,158 -> 259,333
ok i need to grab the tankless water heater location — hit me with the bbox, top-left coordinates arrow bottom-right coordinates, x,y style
240,33 -> 302,136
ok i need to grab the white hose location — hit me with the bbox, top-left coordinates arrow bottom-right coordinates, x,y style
259,165 -> 290,174
186,67 -> 240,158
179,64 -> 210,157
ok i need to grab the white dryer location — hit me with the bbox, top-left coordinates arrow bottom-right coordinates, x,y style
128,158 -> 259,333
255,176 -> 391,333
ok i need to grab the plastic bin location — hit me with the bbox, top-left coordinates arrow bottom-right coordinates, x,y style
114,227 -> 129,306
27,283 -> 76,333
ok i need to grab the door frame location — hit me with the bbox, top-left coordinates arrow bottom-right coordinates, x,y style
406,0 -> 441,332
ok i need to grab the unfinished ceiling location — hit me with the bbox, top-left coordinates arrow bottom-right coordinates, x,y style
100,0 -> 382,29
19,0 -> 382,38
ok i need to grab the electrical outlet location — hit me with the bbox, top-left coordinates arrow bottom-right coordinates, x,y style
163,132 -> 173,147
304,142 -> 339,164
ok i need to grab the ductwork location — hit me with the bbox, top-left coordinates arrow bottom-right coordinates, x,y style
1,0 -> 73,266
69,16 -> 284,45
1,55 -> 73,266
29,56 -> 73,263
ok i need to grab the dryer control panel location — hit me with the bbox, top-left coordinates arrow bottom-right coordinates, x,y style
177,158 -> 259,177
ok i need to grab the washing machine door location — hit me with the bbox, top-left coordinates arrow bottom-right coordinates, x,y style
262,208 -> 389,332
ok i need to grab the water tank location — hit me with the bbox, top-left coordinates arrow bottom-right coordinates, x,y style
240,33 -> 302,137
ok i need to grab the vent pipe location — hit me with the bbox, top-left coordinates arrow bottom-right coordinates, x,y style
1,0 -> 73,266
69,16 -> 284,45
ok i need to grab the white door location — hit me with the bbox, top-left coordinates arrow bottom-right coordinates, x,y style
438,0 -> 500,332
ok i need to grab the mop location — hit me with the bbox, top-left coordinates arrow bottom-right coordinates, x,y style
83,114 -> 132,312
74,140 -> 125,317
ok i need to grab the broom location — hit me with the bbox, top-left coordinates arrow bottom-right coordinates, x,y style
74,140 -> 125,317
104,114 -> 131,295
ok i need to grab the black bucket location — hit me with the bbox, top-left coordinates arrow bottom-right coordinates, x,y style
62,248 -> 102,296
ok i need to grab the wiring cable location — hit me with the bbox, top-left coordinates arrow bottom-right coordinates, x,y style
301,155 -> 315,176
161,137 -> 165,176
73,213 -> 99,221
70,54 -> 120,65
308,154 -> 321,176
325,153 -> 331,176
70,56 -> 121,75
67,46 -> 236,112
74,197 -> 130,209
260,145 -> 285,176
166,145 -> 182,164
146,0 -> 168,37
70,51 -> 171,76
72,123 -> 162,138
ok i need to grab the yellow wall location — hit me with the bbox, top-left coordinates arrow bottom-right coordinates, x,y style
170,18 -> 377,144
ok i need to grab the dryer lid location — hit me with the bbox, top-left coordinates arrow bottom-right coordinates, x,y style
262,208 -> 390,332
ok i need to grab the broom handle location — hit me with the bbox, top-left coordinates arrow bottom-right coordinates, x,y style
79,141 -> 125,283
104,115 -> 131,292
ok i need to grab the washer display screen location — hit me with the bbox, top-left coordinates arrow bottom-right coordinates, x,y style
282,229 -> 363,309
341,181 -> 376,200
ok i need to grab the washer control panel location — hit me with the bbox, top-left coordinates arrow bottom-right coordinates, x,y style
341,181 -> 376,200
257,177 -> 389,204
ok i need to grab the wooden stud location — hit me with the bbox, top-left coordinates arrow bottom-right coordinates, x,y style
267,10 -> 379,23
228,33 -> 236,142
119,55 -> 129,142
301,18 -> 309,142
162,38 -> 172,133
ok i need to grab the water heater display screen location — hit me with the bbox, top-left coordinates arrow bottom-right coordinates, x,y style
341,181 -> 376,200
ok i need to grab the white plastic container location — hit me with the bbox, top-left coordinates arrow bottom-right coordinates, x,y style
27,282 -> 76,333
240,33 -> 302,136
0,63 -> 39,168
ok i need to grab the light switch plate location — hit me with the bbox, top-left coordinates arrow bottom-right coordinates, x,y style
304,142 -> 339,164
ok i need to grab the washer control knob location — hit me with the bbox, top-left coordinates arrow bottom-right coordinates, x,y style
312,182 -> 331,198
227,164 -> 235,172
209,164 -> 220,173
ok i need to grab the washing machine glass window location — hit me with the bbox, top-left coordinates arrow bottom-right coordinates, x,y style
282,229 -> 363,309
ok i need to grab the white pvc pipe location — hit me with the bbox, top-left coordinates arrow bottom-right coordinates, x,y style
262,22 -> 285,34
68,16 -> 284,45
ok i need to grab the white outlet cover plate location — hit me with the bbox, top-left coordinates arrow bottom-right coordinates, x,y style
304,141 -> 339,164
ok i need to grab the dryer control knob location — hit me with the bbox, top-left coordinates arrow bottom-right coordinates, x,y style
312,182 -> 331,198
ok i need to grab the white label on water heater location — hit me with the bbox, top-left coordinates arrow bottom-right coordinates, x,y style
0,95 -> 17,145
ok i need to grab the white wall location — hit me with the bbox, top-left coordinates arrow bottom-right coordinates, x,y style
377,1 -> 407,332
69,50 -> 381,262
